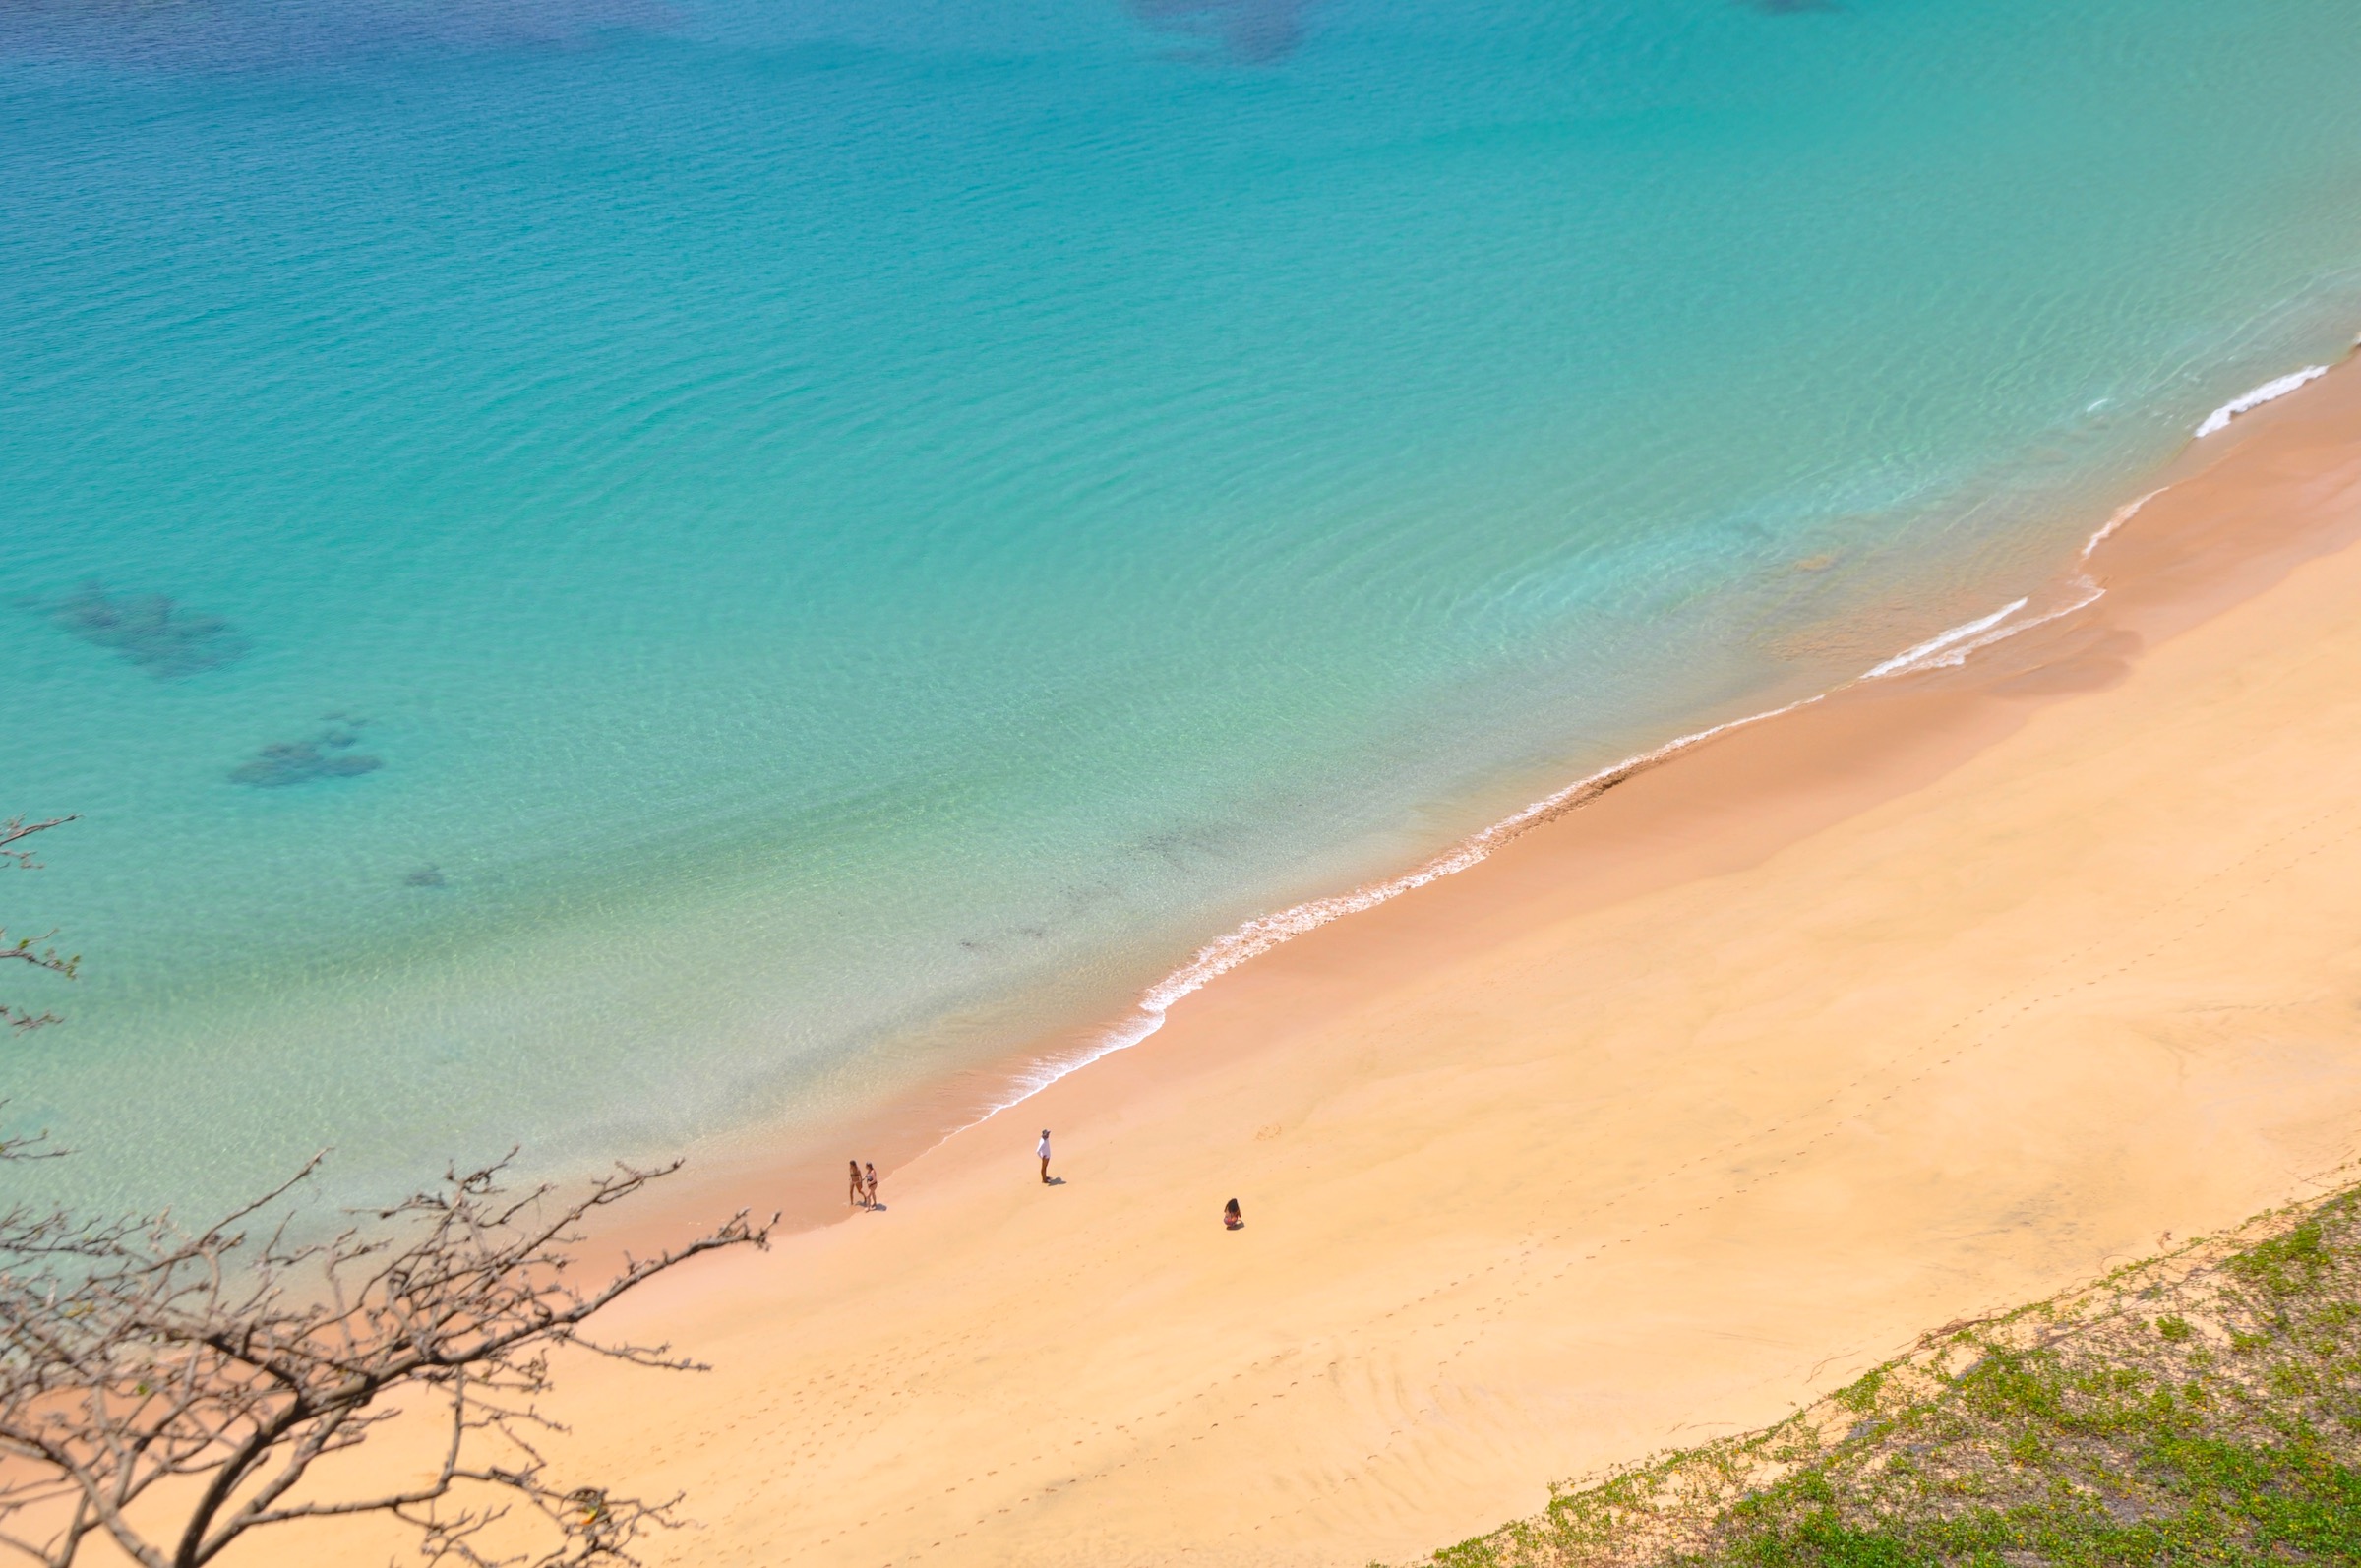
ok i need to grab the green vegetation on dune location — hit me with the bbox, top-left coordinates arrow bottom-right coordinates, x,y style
1402,1184 -> 2361,1568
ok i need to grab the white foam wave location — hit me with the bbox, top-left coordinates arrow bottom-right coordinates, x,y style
1862,599 -> 2028,680
2196,366 -> 2328,438
1955,580 -> 2106,665
2083,488 -> 2164,560
968,693 -> 1830,1122
1860,575 -> 2115,683
965,473 -> 2159,1133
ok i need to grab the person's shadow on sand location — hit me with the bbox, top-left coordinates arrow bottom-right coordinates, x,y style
1043,1176 -> 1067,1186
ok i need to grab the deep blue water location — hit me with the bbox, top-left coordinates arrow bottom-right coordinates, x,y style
5,0 -> 2360,1212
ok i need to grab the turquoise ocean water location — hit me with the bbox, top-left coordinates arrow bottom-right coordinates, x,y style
6,0 -> 2361,1215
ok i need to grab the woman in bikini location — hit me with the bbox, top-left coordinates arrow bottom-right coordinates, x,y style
849,1159 -> 867,1209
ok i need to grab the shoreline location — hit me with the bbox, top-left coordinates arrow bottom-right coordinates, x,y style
624,343 -> 2361,1254
254,342 -> 2361,1567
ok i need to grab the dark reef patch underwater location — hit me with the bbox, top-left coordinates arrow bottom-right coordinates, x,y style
32,583 -> 248,679
1126,0 -> 1314,64
229,716 -> 383,788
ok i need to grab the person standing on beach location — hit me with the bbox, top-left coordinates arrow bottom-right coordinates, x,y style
864,1162 -> 879,1209
1038,1129 -> 1053,1184
849,1159 -> 866,1209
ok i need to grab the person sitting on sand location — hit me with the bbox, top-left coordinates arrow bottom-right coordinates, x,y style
864,1161 -> 879,1209
1038,1129 -> 1053,1184
1223,1198 -> 1242,1230
849,1159 -> 867,1209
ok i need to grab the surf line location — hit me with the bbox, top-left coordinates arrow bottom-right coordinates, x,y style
958,546 -> 2140,1136
1857,474 -> 2168,685
936,354 -> 2359,1137
955,460 -> 2243,1129
2197,365 -> 2328,439
1861,599 -> 2029,680
2083,488 -> 2165,561
968,687 -> 1830,1120
967,582 -> 2150,1130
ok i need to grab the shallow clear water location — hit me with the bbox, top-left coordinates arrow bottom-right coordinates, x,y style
5,0 -> 2360,1214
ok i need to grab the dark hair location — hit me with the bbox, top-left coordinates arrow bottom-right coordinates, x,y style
1224,1198 -> 1241,1215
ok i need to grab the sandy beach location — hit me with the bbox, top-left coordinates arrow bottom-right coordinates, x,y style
241,354 -> 2361,1568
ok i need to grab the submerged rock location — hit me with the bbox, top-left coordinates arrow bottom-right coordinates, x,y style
41,582 -> 248,679
1127,0 -> 1312,63
229,718 -> 383,788
229,743 -> 382,788
403,866 -> 446,887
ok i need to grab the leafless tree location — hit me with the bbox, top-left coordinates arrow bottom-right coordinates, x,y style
0,817 -> 775,1564
1,816 -> 79,1035
0,1154 -> 772,1568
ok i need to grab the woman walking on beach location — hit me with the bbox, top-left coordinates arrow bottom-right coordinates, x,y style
849,1159 -> 867,1209
864,1162 -> 879,1209
1038,1129 -> 1053,1184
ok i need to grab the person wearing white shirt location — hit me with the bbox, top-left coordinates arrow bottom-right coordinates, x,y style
1038,1130 -> 1053,1184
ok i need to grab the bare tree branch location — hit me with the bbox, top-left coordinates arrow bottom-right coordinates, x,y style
1,814 -> 777,1564
0,819 -> 76,873
0,1155 -> 776,1568
0,1106 -> 64,1167
2,816 -> 80,1034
